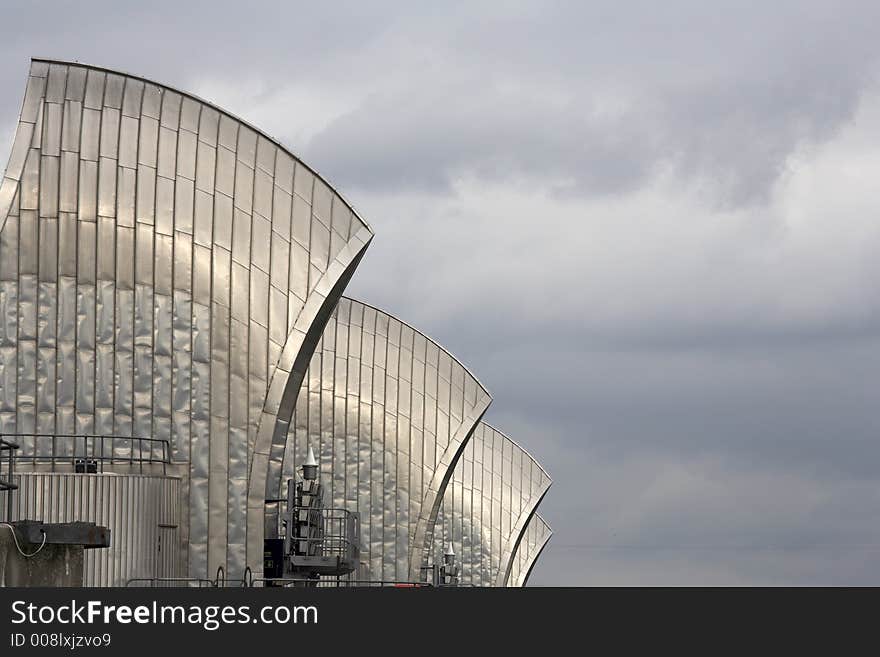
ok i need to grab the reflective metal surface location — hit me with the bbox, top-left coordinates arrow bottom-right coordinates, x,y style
269,297 -> 492,582
507,513 -> 552,587
431,423 -> 551,586
8,472 -> 180,586
0,60 -> 374,580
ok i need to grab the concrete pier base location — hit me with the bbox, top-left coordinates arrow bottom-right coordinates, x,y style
0,525 -> 85,586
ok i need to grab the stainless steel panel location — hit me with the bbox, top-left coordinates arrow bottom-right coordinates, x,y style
1,60 -> 374,583
161,91 -> 181,130
214,148 -> 235,202
119,116 -> 139,168
97,157 -> 116,219
180,97 -> 201,134
253,168 -> 273,219
80,109 -> 101,162
104,74 -> 124,110
138,116 -> 159,169
155,176 -> 174,236
141,84 -> 162,120
99,108 -> 119,160
135,164 -> 155,224
63,66 -> 85,102
122,78 -> 144,119
157,126 -> 178,179
78,160 -> 98,221
233,161 -> 254,213
43,103 -> 62,157
177,130 -> 197,181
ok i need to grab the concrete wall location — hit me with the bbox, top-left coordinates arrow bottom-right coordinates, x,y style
0,527 -> 84,586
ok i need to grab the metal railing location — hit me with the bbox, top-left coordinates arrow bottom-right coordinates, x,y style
127,567 -> 433,588
288,506 -> 360,565
126,567 -> 232,588
0,433 -> 170,475
127,576 -> 432,588
1,437 -> 20,522
248,577 -> 431,588
125,577 -> 217,588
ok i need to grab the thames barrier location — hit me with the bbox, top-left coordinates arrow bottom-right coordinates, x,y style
0,59 -> 550,587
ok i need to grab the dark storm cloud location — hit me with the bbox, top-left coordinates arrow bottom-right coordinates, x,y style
305,1 -> 880,204
2,0 -> 880,585
2,1 -> 878,204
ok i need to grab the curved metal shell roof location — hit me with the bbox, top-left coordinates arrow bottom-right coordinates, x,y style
270,296 -> 492,581
432,422 -> 551,586
508,513 -> 552,587
0,59 -> 373,579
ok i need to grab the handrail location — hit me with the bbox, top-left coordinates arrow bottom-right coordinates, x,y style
247,577 -> 432,588
283,505 -> 360,555
125,577 -> 216,588
0,433 -> 170,475
125,574 -> 435,588
0,438 -> 20,522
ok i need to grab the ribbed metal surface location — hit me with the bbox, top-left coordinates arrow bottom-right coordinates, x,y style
508,513 -> 552,587
269,297 -> 492,581
8,472 -> 180,586
0,60 -> 373,580
431,423 -> 551,586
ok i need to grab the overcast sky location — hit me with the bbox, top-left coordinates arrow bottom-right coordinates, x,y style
3,1 -> 880,585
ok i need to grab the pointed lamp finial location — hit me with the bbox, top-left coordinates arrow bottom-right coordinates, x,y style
302,444 -> 318,481
444,542 -> 455,565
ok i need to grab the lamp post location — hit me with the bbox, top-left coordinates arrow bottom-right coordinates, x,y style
440,542 -> 459,586
302,444 -> 318,481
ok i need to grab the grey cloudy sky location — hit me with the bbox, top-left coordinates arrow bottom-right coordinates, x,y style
3,0 -> 880,584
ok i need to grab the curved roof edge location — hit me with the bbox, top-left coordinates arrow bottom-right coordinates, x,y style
498,480 -> 551,586
520,514 -> 552,587
479,421 -> 551,482
30,57 -> 374,235
340,295 -> 492,400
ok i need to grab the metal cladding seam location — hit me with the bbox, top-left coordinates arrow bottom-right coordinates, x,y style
0,59 -> 373,580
